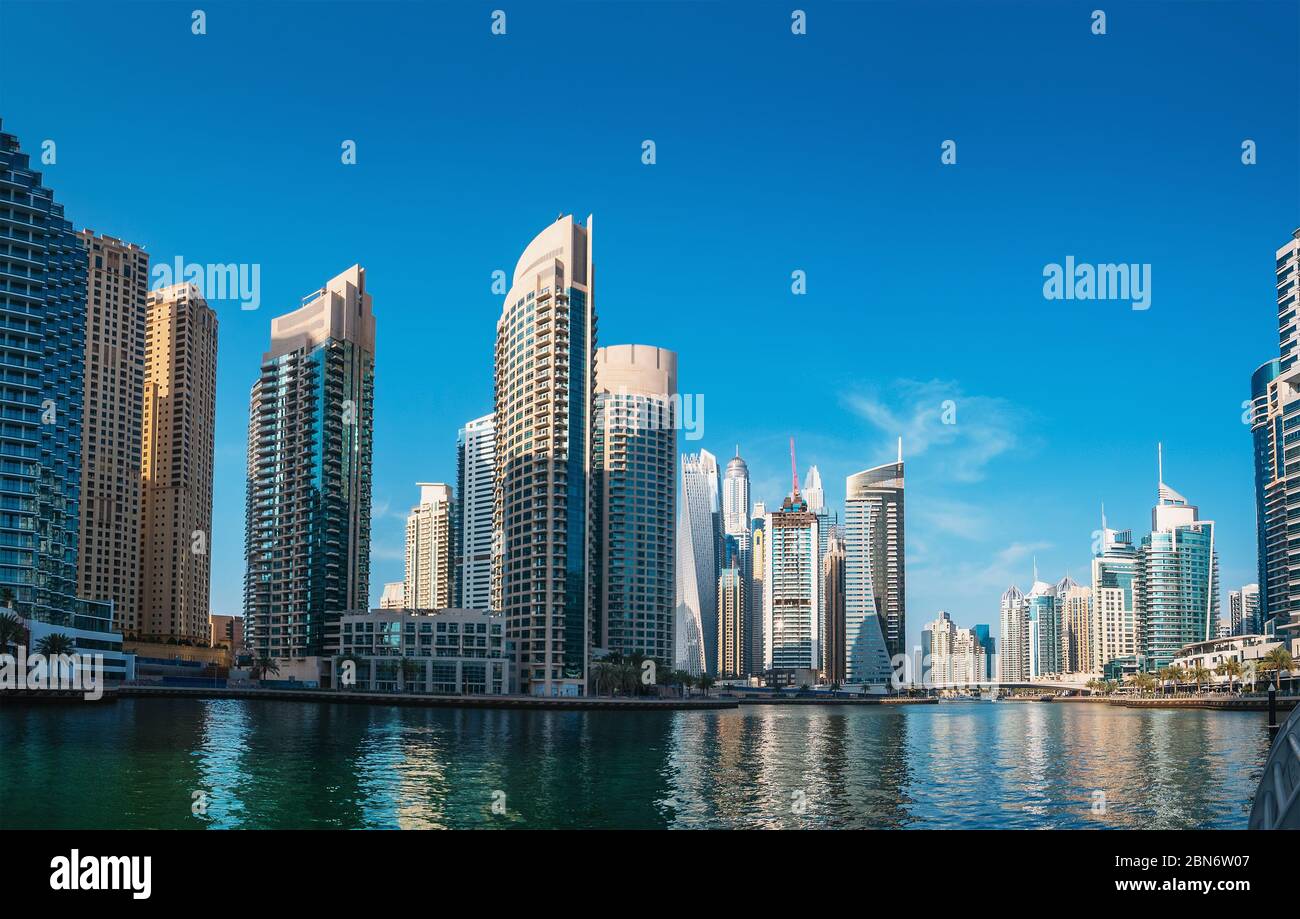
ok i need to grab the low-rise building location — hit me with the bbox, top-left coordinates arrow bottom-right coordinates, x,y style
1170,634 -> 1282,684
328,608 -> 515,695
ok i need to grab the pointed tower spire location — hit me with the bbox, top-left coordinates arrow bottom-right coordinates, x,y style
1033,555 -> 1038,584
1158,441 -> 1164,487
897,436 -> 903,465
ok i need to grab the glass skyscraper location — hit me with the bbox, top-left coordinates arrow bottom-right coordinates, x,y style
843,451 -> 904,685
0,123 -> 122,671
454,413 -> 495,611
1136,450 -> 1219,671
676,448 -> 720,675
244,265 -> 375,664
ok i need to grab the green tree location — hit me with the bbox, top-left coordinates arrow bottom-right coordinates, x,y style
0,610 -> 25,654
35,632 -> 75,656
253,656 -> 280,681
697,673 -> 715,697
1187,663 -> 1211,694
1214,658 -> 1243,693
1259,646 -> 1295,693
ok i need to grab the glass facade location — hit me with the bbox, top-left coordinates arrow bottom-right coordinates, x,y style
0,123 -> 112,634
245,271 -> 375,660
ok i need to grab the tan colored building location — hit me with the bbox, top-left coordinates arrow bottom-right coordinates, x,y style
379,581 -> 405,609
592,344 -> 677,666
209,613 -> 245,652
76,232 -> 148,636
718,566 -> 746,679
1060,583 -> 1093,673
405,483 -> 453,610
141,283 -> 218,643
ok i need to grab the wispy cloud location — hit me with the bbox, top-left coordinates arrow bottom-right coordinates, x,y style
843,379 -> 1033,483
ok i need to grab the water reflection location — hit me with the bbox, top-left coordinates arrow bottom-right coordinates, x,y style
0,699 -> 1273,829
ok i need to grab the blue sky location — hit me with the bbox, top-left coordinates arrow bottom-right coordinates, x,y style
3,1 -> 1296,653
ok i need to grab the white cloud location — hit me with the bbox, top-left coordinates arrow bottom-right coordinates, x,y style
843,379 -> 1032,483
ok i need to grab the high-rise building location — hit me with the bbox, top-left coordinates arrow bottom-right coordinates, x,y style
971,623 -> 995,681
1229,583 -> 1261,635
405,483 -> 454,611
998,585 -> 1027,682
1136,446 -> 1219,671
0,124 -> 120,666
454,414 -> 495,611
591,344 -> 676,666
822,530 -> 846,684
764,489 -> 820,672
76,232 -> 148,638
140,282 -> 218,644
718,563 -> 746,678
843,449 -> 904,685
245,266 -> 375,663
1092,509 -> 1140,673
924,611 -> 987,688
1058,577 -> 1092,673
1251,228 -> 1300,640
748,503 -> 766,675
1025,575 -> 1058,678
722,450 -> 750,539
494,215 -> 594,696
676,449 -> 720,675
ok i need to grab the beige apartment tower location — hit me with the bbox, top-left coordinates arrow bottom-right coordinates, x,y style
141,283 -> 218,643
76,232 -> 148,636
405,483 -> 454,610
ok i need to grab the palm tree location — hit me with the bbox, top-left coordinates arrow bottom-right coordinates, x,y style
1188,663 -> 1211,694
1260,646 -> 1295,693
1167,665 -> 1187,695
1156,667 -> 1173,694
1127,672 -> 1155,696
35,632 -> 75,656
590,662 -> 615,696
0,610 -> 25,654
1104,679 -> 1120,695
253,655 -> 280,681
1085,678 -> 1100,694
1215,658 -> 1243,694
697,673 -> 715,697
682,673 -> 696,697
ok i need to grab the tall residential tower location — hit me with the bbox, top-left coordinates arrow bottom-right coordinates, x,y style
244,266 -> 375,663
494,215 -> 595,696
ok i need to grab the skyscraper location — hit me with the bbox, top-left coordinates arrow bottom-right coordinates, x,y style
591,344 -> 676,666
1251,228 -> 1300,640
0,123 -> 118,662
76,232 -> 148,638
494,215 -> 594,696
405,483 -> 454,610
1025,574 -> 1058,678
822,530 -> 846,684
722,450 -> 750,539
454,414 -> 495,611
843,448 -> 904,686
1058,578 -> 1093,673
245,265 -> 375,664
676,449 -> 720,675
1229,583 -> 1261,635
1091,518 -> 1139,674
925,611 -> 988,687
1136,446 -> 1219,670
998,585 -> 1027,682
764,489 -> 820,672
748,502 -> 766,675
141,282 -> 218,644
718,563 -> 746,678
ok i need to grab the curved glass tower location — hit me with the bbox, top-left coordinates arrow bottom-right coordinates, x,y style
494,215 -> 595,696
843,453 -> 904,685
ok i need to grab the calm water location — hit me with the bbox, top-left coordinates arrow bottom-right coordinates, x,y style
0,698 -> 1272,829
